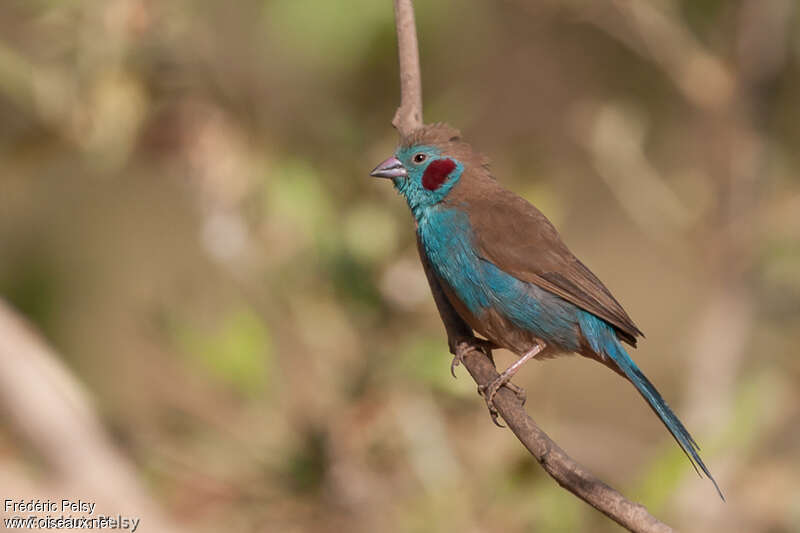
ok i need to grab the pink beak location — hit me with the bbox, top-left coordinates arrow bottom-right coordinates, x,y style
370,156 -> 407,179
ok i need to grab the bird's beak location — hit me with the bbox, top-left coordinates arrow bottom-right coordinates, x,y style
370,156 -> 407,179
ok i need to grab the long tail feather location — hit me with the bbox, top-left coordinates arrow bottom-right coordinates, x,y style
606,341 -> 724,500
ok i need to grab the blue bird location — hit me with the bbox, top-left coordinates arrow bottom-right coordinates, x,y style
371,123 -> 722,499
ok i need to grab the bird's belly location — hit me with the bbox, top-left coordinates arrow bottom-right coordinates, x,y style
436,278 -> 546,355
418,208 -> 583,355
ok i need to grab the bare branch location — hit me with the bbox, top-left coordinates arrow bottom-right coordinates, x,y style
0,299 -> 182,533
393,2 -> 675,532
458,346 -> 674,533
391,0 -> 423,135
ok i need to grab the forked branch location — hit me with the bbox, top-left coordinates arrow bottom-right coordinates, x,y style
390,2 -> 674,532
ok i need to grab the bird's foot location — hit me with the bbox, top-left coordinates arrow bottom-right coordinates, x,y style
474,342 -> 544,426
450,338 -> 496,378
477,377 -> 526,427
450,352 -> 463,378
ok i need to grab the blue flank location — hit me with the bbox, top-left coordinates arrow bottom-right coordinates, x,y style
417,206 -> 587,350
416,206 -> 723,499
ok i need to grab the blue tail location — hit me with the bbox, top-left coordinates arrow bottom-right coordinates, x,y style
579,313 -> 724,500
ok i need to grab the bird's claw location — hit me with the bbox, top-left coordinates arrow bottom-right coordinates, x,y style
450,341 -> 471,378
451,338 -> 496,378
450,337 -> 526,426
477,377 -> 527,427
506,381 -> 527,405
477,379 -> 504,426
450,353 -> 462,378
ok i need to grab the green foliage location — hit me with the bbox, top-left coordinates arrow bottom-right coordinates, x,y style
266,159 -> 334,246
343,203 -> 399,264
175,307 -> 273,395
397,336 -> 474,397
265,0 -> 391,71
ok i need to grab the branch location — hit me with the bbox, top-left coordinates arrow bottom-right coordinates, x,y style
391,0 -> 423,135
459,347 -> 675,533
393,2 -> 674,532
0,299 -> 182,533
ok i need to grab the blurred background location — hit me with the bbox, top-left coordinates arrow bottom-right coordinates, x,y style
0,0 -> 798,532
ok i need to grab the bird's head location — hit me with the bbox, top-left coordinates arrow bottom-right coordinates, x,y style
370,123 -> 487,215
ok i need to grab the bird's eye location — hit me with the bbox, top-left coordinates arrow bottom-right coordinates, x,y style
413,153 -> 427,164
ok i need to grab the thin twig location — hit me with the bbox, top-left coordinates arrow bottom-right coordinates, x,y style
393,2 -> 674,532
392,0 -> 423,135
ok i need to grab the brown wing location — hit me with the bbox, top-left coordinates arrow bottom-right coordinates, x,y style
450,186 -> 643,346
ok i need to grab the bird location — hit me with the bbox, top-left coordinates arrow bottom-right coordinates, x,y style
370,122 -> 722,499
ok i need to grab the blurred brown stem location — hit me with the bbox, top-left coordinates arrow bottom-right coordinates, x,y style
393,2 -> 673,532
0,299 -> 182,532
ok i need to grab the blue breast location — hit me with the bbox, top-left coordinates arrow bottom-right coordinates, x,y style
417,206 -> 609,352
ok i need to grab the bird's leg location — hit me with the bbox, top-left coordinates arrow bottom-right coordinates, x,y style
478,341 -> 545,426
451,337 -> 497,378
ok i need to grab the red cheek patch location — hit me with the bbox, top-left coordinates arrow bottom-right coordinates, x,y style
422,158 -> 457,190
